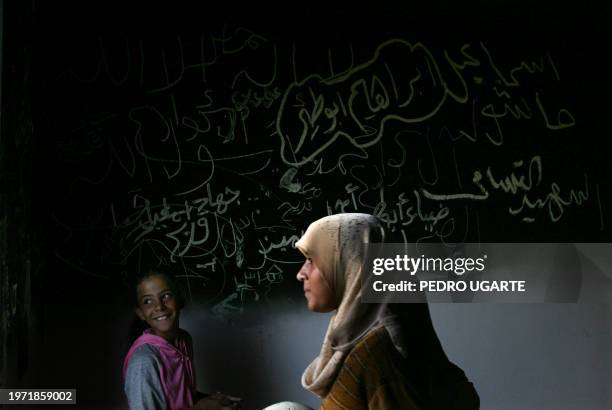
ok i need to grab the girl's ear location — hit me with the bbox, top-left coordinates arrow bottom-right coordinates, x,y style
135,307 -> 145,321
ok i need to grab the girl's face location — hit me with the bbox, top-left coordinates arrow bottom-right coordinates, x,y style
135,274 -> 180,342
296,259 -> 336,312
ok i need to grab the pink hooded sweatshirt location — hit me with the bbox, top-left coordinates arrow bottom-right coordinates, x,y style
123,329 -> 195,410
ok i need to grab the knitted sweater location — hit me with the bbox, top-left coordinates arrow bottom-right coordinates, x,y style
320,327 -> 479,410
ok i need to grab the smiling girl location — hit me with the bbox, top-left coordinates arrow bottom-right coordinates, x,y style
122,267 -> 196,410
122,267 -> 240,410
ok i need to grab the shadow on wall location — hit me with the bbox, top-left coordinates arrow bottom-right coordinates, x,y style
431,303 -> 612,410
182,303 -> 330,410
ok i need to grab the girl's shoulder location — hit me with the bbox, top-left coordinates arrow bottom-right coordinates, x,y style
128,343 -> 162,365
344,327 -> 404,377
131,342 -> 160,355
123,342 -> 163,379
352,326 -> 391,355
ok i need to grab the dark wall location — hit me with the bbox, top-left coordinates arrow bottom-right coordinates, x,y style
30,0 -> 612,299
1,1 -> 611,409
1,0 -> 46,394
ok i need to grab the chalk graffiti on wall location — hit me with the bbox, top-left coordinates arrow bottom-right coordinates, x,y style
47,22 -> 605,311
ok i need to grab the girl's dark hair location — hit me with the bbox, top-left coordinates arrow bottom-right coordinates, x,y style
127,265 -> 187,343
131,265 -> 186,309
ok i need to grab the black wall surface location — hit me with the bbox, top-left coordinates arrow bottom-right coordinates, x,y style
1,1 -> 611,409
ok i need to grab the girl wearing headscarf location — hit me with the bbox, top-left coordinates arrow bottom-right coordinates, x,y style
295,213 -> 479,409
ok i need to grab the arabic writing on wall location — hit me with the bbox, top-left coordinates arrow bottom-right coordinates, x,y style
45,18 -> 606,312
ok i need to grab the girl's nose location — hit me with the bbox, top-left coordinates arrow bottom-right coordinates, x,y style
154,299 -> 167,311
296,264 -> 307,281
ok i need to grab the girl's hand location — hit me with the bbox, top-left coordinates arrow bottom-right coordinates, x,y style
193,392 -> 242,410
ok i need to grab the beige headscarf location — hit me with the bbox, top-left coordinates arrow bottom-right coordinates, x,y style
296,214 -> 472,406
295,213 -> 392,398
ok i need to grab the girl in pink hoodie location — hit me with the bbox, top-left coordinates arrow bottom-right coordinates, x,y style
122,267 -> 240,410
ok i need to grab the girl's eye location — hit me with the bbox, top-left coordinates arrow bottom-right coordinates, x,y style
143,299 -> 152,305
162,293 -> 174,300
